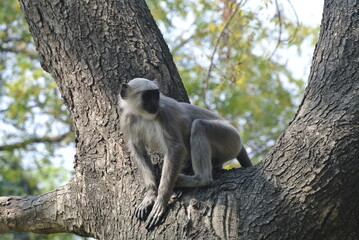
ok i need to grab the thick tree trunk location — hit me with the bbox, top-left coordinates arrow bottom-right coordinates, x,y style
0,0 -> 358,239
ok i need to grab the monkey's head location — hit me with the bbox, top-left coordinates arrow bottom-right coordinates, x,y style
119,78 -> 160,119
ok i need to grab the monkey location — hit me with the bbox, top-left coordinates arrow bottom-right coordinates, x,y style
119,78 -> 252,230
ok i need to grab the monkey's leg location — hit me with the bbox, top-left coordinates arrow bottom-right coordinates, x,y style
176,119 -> 214,187
130,145 -> 158,221
176,119 -> 242,188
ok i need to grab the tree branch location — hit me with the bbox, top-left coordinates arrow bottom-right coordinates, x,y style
0,46 -> 38,59
201,0 -> 243,108
268,0 -> 301,60
0,182 -> 91,237
171,34 -> 195,54
0,132 -> 72,152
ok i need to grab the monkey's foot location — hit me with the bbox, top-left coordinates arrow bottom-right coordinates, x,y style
145,199 -> 166,230
135,195 -> 155,221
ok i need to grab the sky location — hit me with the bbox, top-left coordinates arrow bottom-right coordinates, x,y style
281,0 -> 324,83
292,0 -> 324,25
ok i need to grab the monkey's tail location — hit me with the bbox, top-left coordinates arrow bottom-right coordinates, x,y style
236,146 -> 253,167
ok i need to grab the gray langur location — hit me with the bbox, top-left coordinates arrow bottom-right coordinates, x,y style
119,78 -> 252,229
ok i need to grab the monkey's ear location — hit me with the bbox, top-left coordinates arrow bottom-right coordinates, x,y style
153,79 -> 159,86
120,83 -> 129,99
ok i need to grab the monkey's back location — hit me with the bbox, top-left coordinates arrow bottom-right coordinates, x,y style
157,96 -> 228,146
181,103 -> 225,122
159,95 -> 224,124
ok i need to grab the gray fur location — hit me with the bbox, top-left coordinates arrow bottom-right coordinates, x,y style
119,78 -> 252,229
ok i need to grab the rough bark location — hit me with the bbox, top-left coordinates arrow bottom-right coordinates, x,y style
0,0 -> 358,239
0,181 -> 89,236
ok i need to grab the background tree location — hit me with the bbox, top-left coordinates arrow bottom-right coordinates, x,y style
2,0 -> 358,239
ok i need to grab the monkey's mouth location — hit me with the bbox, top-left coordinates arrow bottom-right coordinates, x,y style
144,103 -> 159,114
143,101 -> 160,114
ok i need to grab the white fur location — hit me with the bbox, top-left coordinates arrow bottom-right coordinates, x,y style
130,116 -> 166,153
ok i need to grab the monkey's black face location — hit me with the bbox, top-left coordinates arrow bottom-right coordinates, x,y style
141,89 -> 160,114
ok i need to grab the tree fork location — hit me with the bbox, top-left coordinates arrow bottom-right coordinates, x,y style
0,0 -> 358,239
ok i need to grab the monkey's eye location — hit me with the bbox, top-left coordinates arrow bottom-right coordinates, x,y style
142,89 -> 159,102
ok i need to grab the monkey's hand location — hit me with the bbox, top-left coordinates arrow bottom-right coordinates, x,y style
135,191 -> 156,221
145,199 -> 166,230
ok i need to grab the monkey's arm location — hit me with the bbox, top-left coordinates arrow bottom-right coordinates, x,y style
145,141 -> 187,230
128,141 -> 158,220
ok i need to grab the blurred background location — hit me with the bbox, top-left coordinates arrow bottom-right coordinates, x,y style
0,0 -> 323,239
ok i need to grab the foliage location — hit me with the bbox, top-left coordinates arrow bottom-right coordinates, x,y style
147,0 -> 318,163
